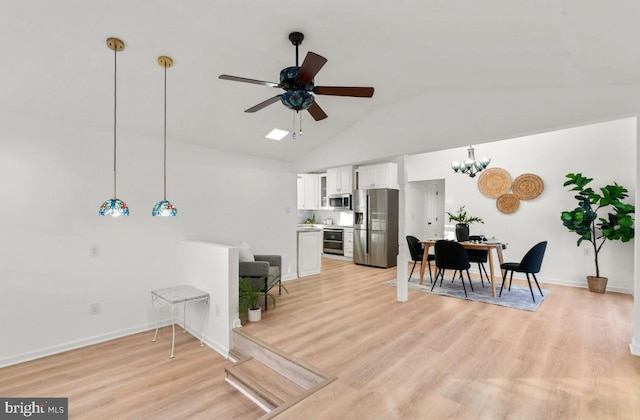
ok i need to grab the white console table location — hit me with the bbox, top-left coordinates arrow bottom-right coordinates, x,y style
151,285 -> 210,358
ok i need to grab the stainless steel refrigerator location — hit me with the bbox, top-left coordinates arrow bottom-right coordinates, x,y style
353,188 -> 399,268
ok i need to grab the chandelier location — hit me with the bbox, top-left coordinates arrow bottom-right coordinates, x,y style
451,146 -> 490,178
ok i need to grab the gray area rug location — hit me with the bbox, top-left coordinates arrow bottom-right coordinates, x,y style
384,275 -> 550,312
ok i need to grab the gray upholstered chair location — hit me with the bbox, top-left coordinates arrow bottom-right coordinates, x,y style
239,255 -> 282,310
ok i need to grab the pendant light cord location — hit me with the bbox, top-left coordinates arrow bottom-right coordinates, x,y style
163,63 -> 167,201
113,46 -> 118,199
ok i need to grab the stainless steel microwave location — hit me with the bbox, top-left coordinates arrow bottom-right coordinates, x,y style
329,193 -> 352,210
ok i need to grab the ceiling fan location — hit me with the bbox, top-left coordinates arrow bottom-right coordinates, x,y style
219,32 -> 374,121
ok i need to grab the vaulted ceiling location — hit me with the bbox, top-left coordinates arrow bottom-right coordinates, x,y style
3,1 -> 640,171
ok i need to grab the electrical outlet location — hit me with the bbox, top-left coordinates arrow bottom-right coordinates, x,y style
584,247 -> 591,256
90,245 -> 100,258
215,304 -> 221,317
90,303 -> 100,315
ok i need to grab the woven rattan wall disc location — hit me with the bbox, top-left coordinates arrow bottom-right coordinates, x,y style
477,168 -> 512,198
512,173 -> 544,200
496,193 -> 520,214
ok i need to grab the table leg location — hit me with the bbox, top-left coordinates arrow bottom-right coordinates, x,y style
170,305 -> 176,359
183,303 -> 188,333
496,246 -> 506,287
488,250 -> 496,297
419,244 -> 431,285
151,295 -> 159,343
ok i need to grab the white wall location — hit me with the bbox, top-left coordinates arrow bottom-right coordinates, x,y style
179,241 -> 239,356
406,117 -> 637,293
0,115 -> 297,366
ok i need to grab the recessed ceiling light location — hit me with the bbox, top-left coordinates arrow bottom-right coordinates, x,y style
265,128 -> 289,141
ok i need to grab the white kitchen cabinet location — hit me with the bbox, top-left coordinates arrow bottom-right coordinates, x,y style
357,162 -> 398,190
327,166 -> 353,195
319,173 -> 328,208
298,229 -> 322,277
297,173 -> 320,209
343,227 -> 354,259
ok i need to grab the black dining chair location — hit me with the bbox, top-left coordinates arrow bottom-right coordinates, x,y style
467,235 -> 489,287
432,240 -> 474,297
500,241 -> 547,302
406,235 -> 435,283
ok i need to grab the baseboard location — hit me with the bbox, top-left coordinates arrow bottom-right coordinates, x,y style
630,337 -> 640,356
474,270 -> 634,295
532,276 -> 632,295
1,320 -> 231,368
170,318 -> 230,359
0,322 -> 167,368
200,332 -> 229,359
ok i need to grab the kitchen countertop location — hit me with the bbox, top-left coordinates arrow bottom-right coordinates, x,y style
298,224 -> 354,229
297,226 -> 322,232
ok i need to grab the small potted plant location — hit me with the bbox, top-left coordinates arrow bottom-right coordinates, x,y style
446,205 -> 484,241
239,277 -> 286,322
560,173 -> 635,293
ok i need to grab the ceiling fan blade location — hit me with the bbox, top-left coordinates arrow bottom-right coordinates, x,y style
307,101 -> 328,121
313,86 -> 375,97
244,95 -> 282,113
296,52 -> 328,84
219,74 -> 280,88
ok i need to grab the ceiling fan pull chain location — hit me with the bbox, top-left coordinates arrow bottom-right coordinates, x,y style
292,111 -> 296,140
299,112 -> 303,137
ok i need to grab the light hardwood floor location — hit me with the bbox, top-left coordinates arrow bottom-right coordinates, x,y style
2,258 -> 639,419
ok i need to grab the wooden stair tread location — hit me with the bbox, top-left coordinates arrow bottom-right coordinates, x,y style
226,329 -> 337,417
226,359 -> 305,407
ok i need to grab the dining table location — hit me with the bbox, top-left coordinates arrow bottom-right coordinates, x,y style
419,240 -> 506,297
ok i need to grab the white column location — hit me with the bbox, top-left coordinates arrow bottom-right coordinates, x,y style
396,156 -> 409,302
631,116 -> 640,356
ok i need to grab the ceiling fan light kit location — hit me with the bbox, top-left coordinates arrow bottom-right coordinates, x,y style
218,31 -> 374,131
281,89 -> 314,110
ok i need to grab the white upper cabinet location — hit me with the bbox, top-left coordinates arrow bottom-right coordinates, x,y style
357,162 -> 399,190
327,166 -> 353,195
297,173 -> 320,209
319,173 -> 328,208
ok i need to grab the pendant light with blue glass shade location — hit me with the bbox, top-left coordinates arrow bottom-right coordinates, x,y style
152,56 -> 178,217
99,37 -> 129,217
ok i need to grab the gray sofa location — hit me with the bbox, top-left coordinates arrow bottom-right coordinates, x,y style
239,255 -> 282,310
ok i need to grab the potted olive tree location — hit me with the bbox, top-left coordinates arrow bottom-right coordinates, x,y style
560,173 -> 635,293
447,205 -> 484,241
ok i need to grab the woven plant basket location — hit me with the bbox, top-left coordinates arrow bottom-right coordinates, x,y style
587,276 -> 608,294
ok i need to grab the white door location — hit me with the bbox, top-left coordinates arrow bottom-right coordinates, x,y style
425,182 -> 440,239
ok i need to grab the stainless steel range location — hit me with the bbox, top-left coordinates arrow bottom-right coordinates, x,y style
323,227 -> 344,255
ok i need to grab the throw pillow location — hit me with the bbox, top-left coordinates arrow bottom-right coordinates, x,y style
238,242 -> 255,262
